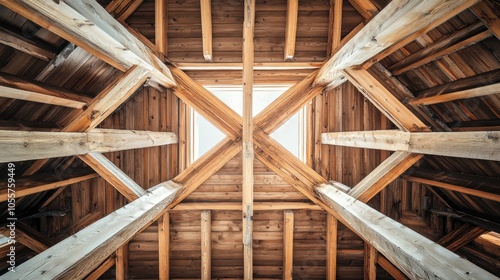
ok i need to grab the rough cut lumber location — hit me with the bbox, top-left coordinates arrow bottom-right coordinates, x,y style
169,67 -> 243,140
172,202 -> 323,211
115,245 -> 129,280
314,0 -> 479,87
437,223 -> 488,252
0,129 -> 177,163
10,181 -> 181,279
348,151 -> 423,203
316,183 -> 497,279
283,210 -> 294,280
79,152 -> 146,201
402,168 -> 500,202
200,0 -> 213,61
470,0 -> 500,39
0,72 -> 92,109
0,25 -> 55,61
364,243 -> 377,280
0,168 -> 97,202
85,257 -> 115,280
0,0 -> 175,87
343,67 -> 429,132
176,62 -> 322,70
64,65 -> 149,132
155,0 -> 168,59
0,222 -> 53,253
377,255 -> 409,280
115,0 -> 144,22
284,0 -> 298,60
242,1 -> 255,278
326,215 -> 337,280
327,0 -> 343,56
158,213 -> 169,280
321,130 -> 500,161
201,210 -> 211,280
409,83 -> 500,105
347,0 -> 378,19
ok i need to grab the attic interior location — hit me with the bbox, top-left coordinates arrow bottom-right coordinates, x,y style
0,0 -> 499,279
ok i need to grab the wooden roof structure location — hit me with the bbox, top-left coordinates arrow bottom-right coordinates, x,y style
0,0 -> 499,279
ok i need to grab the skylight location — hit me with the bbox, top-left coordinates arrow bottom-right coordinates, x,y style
191,86 -> 306,162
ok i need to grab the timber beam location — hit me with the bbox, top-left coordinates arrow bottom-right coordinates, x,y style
322,130 -> 499,161
0,0 -> 176,87
0,129 -> 177,163
314,0 -> 479,88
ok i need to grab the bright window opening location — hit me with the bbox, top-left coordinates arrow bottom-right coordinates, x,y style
191,86 -> 307,162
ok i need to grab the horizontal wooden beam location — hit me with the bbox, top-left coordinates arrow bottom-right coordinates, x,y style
10,181 -> 181,279
314,0 -> 478,87
322,130 -> 499,161
0,129 -> 177,163
0,0 -> 176,87
0,72 -> 92,109
0,168 -> 97,202
79,152 -> 146,201
316,183 -> 496,279
402,167 -> 500,202
172,202 -> 323,211
409,83 -> 500,105
176,62 -> 323,71
0,25 -> 55,61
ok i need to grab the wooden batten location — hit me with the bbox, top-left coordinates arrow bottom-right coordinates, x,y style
326,215 -> 337,280
158,213 -> 170,280
200,0 -> 213,61
283,210 -> 294,280
201,210 -> 212,280
409,83 -> 500,105
284,0 -> 298,61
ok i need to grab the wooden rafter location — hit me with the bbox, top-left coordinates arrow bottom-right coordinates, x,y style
79,152 -> 146,201
116,0 -> 144,22
0,222 -> 53,254
0,0 -> 176,87
10,181 -> 181,279
0,25 -> 55,61
343,67 -> 430,132
0,168 -> 97,202
348,151 -> 423,203
200,0 -> 213,61
470,0 -> 500,39
242,0 -> 255,278
322,130 -> 500,161
347,0 -> 378,20
85,257 -> 115,280
0,72 -> 92,109
402,168 -> 500,202
0,129 -> 177,163
437,223 -> 488,252
409,83 -> 500,105
284,0 -> 298,61
314,0 -> 479,88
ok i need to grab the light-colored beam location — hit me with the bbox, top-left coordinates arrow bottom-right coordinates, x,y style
0,0 -> 176,87
200,0 -> 213,61
0,25 -> 55,61
11,181 -> 181,280
175,62 -> 323,71
409,83 -> 500,105
322,130 -> 499,161
201,210 -> 211,280
158,213 -> 169,280
172,202 -> 323,211
64,65 -> 149,132
0,72 -> 92,109
343,67 -> 429,132
284,0 -> 298,61
242,0 -> 255,278
79,152 -> 146,201
314,0 -> 479,87
283,210 -> 294,280
0,129 -> 177,163
155,0 -> 168,59
348,151 -> 423,203
316,183 -> 497,279
0,168 -> 97,202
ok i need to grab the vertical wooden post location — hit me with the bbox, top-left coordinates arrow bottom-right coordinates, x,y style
283,210 -> 294,279
155,0 -> 168,60
364,243 -> 377,280
201,210 -> 212,280
327,0 -> 343,56
326,214 -> 337,279
242,0 -> 255,279
116,244 -> 129,280
200,0 -> 213,61
158,213 -> 170,280
284,0 -> 299,60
